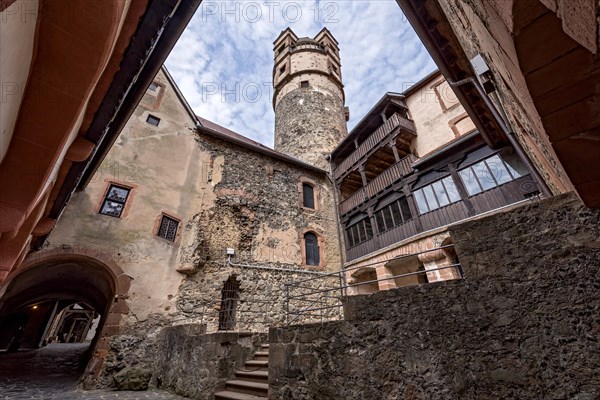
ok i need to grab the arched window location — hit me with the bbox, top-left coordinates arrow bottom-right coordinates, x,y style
302,183 -> 315,209
304,232 -> 320,266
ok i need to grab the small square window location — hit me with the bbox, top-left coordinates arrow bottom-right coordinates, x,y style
148,82 -> 159,92
280,65 -> 286,75
300,81 -> 309,88
99,184 -> 131,218
158,215 -> 179,242
146,115 -> 160,126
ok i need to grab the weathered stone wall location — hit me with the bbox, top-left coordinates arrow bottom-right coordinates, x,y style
274,87 -> 348,170
44,68 -> 343,387
153,325 -> 265,399
269,193 -> 600,399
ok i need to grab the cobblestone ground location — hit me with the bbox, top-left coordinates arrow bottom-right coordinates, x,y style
0,344 -> 189,400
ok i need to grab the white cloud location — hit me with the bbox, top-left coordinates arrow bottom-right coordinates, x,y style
166,0 -> 437,147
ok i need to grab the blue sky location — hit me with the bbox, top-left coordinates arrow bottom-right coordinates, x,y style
166,0 -> 436,147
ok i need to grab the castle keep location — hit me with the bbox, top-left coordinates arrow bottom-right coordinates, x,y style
273,28 -> 348,169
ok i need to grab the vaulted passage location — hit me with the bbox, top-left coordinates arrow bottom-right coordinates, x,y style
0,253 -> 124,384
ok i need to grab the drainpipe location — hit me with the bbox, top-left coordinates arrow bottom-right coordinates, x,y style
447,77 -> 552,197
326,155 -> 348,298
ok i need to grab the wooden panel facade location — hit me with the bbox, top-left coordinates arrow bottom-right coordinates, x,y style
334,113 -> 416,180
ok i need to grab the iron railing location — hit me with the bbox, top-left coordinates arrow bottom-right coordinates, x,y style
284,244 -> 463,324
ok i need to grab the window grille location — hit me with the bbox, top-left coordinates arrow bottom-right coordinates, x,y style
158,215 -> 179,242
99,184 -> 131,218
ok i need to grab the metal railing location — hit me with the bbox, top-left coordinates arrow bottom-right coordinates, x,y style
168,245 -> 463,331
284,245 -> 463,324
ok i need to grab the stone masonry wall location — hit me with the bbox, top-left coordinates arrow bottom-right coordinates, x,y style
274,88 -> 348,170
153,325 -> 265,399
269,193 -> 600,399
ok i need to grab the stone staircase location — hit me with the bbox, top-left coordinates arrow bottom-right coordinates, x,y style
214,343 -> 269,400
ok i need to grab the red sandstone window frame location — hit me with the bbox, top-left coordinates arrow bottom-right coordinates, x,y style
297,176 -> 320,211
153,212 -> 183,245
300,228 -> 326,269
97,181 -> 137,219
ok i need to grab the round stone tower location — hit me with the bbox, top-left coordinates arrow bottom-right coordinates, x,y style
273,28 -> 349,170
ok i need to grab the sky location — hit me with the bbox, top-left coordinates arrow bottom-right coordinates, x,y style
165,0 -> 437,147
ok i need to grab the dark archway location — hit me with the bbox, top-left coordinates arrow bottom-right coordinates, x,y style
0,249 -> 130,384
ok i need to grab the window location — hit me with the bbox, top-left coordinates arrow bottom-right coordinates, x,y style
146,114 -> 160,126
279,65 -> 286,75
374,196 -> 412,233
148,82 -> 159,92
413,176 -> 460,215
304,232 -> 320,266
458,153 -> 528,196
99,184 -> 131,218
302,183 -> 315,209
300,80 -> 309,88
278,44 -> 285,55
158,215 -> 179,242
345,214 -> 373,248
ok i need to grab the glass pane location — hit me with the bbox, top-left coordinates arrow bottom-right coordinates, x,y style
346,228 -> 354,247
413,189 -> 429,214
442,176 -> 461,203
351,225 -> 358,246
381,207 -> 394,232
100,200 -> 124,217
422,185 -> 439,211
375,211 -> 385,233
390,202 -> 402,226
357,222 -> 366,243
502,152 -> 529,178
459,168 -> 482,196
485,155 -> 512,185
432,180 -> 450,207
364,218 -> 373,239
302,184 -> 315,208
472,161 -> 497,191
399,197 -> 412,221
106,186 -> 129,203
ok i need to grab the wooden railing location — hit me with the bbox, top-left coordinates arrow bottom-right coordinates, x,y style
338,154 -> 417,215
334,113 -> 416,180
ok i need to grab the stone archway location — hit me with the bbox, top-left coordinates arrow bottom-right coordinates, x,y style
0,247 -> 131,386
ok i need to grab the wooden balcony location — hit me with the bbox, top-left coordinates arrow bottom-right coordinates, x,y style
334,113 -> 416,181
344,175 -> 537,262
338,154 -> 417,215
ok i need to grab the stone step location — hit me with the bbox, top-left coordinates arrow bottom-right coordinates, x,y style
225,379 -> 268,397
253,351 -> 269,361
235,370 -> 268,383
214,390 -> 267,400
244,360 -> 268,371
